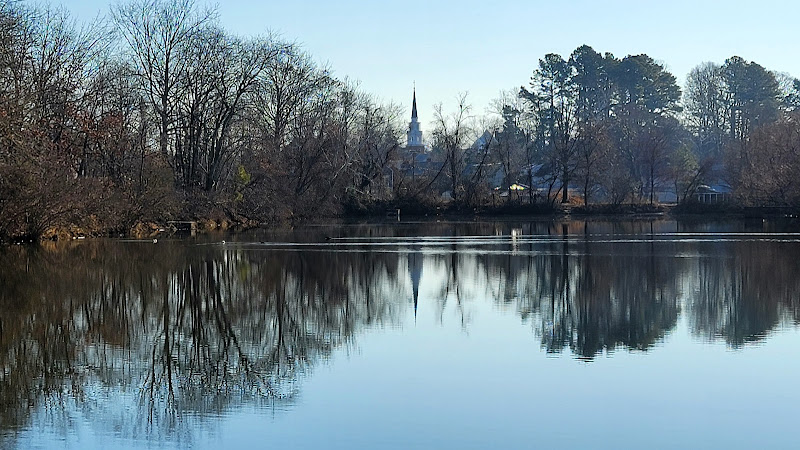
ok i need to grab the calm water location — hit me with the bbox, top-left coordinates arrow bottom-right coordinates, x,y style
1,219 -> 799,449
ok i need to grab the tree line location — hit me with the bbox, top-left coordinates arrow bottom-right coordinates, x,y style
0,0 -> 404,239
1,0 -> 799,239
436,46 -> 800,209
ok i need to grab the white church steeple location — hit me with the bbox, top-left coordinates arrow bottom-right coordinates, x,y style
406,87 -> 423,148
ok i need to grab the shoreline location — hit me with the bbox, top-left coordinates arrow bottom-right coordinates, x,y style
5,203 -> 799,244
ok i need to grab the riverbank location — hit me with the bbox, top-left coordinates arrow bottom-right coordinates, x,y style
6,202 -> 800,244
30,216 -> 261,242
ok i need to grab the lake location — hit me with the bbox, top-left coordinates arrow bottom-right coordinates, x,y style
1,218 -> 799,449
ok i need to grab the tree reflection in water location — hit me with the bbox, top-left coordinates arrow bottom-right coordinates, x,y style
1,220 -> 799,443
689,239 -> 800,345
493,221 -> 683,358
0,239 -> 404,439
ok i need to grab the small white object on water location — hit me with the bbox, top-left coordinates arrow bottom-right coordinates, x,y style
153,238 -> 158,244
222,240 -> 226,245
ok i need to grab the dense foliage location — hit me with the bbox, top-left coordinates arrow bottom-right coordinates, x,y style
487,46 -> 799,208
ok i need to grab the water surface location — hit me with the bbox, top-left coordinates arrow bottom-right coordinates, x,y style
1,219 -> 799,449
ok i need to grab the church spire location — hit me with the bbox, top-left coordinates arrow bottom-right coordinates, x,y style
406,85 -> 423,148
411,87 -> 418,119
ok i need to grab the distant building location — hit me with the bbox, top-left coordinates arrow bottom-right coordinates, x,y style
397,88 -> 438,179
406,88 -> 424,150
694,183 -> 732,204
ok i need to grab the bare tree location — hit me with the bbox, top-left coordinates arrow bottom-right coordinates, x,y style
684,62 -> 728,159
174,28 -> 279,191
637,116 -> 682,204
112,0 -> 215,179
348,93 -> 402,200
732,112 -> 800,206
487,91 -> 529,203
574,121 -> 610,205
432,92 -> 474,204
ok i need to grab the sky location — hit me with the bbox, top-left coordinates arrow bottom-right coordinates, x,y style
64,0 -> 800,132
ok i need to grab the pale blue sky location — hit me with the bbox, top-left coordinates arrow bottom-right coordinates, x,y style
64,0 -> 799,128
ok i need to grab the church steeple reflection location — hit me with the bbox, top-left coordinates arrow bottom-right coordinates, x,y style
408,247 -> 423,319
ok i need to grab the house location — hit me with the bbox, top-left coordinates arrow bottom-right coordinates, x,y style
694,184 -> 732,204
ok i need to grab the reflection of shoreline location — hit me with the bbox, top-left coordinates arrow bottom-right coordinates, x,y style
1,219 -> 799,444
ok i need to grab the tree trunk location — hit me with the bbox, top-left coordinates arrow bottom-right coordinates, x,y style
649,165 -> 655,205
583,177 -> 590,205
